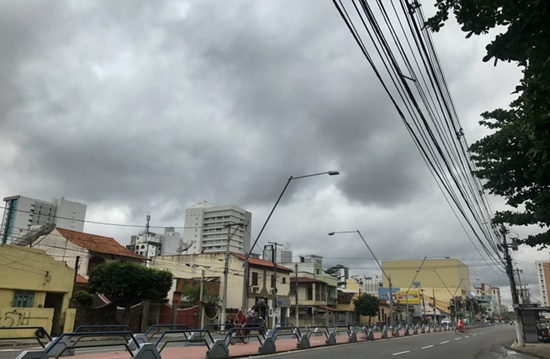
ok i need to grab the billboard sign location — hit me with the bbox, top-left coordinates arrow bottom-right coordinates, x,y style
396,290 -> 421,304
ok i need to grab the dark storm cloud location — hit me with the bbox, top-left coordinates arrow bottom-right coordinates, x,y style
0,0 -> 543,305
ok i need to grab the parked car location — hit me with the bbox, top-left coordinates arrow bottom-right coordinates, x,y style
440,319 -> 452,326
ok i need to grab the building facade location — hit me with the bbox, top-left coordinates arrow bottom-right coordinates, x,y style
182,201 -> 251,255
151,252 -> 292,328
351,274 -> 383,295
382,258 -> 470,322
536,260 -> 550,306
473,283 -> 503,319
127,227 -> 184,260
0,245 -> 76,336
1,195 -> 86,245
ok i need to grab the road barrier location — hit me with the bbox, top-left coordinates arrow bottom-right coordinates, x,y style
11,321 -> 497,359
0,326 -> 51,348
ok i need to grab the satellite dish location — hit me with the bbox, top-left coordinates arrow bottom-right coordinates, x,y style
176,240 -> 194,253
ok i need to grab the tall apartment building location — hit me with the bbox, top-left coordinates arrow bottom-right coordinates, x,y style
127,226 -> 184,260
351,274 -> 383,295
1,195 -> 86,245
182,201 -> 251,255
536,260 -> 550,306
263,241 -> 293,263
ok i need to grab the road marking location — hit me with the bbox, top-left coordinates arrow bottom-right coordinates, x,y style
440,340 -> 450,344
392,351 -> 410,356
422,345 -> 434,349
455,338 -> 461,340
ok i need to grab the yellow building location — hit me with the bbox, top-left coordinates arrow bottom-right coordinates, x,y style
0,245 -> 76,337
382,258 -> 470,320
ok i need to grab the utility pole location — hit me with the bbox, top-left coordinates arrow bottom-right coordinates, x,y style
389,277 -> 394,327
200,269 -> 205,329
501,226 -> 525,347
514,268 -> 524,305
433,289 -> 436,323
72,256 -> 80,298
221,222 -> 244,331
295,263 -> 299,327
267,241 -> 282,328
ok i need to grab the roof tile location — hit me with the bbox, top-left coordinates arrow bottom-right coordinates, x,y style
56,228 -> 146,261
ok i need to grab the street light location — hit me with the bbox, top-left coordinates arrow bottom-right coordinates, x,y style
404,256 -> 449,325
328,230 -> 395,326
242,171 -> 339,312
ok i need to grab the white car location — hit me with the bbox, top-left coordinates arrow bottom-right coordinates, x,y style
441,319 -> 452,325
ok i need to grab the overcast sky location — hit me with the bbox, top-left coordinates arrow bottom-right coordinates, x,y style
1,0 -> 546,307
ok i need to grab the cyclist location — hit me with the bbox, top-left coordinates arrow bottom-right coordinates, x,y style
234,308 -> 248,336
457,318 -> 464,332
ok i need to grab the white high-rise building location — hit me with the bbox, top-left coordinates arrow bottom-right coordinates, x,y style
182,201 -> 251,255
127,226 -> 184,261
351,274 -> 382,295
1,195 -> 86,245
263,241 -> 293,263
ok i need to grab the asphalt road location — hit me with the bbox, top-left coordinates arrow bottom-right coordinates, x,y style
0,325 -> 535,359
265,325 -> 532,359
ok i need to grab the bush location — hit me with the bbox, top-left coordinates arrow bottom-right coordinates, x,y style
73,290 -> 94,307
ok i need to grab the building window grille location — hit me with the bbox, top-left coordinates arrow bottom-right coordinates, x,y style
13,291 -> 34,308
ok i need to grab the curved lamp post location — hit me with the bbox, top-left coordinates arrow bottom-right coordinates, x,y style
328,230 -> 395,326
242,171 -> 339,315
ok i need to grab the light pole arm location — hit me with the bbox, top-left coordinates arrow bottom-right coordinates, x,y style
355,230 -> 390,283
245,176 -> 293,263
406,257 -> 428,295
242,170 -> 339,309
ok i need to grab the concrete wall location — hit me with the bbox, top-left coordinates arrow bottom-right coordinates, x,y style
0,245 -> 75,336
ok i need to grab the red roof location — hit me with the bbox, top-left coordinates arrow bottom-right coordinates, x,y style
235,254 -> 293,272
76,273 -> 88,284
56,228 -> 146,261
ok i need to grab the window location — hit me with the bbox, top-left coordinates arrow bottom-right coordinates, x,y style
282,277 -> 286,284
13,291 -> 34,307
252,272 -> 258,286
271,274 -> 276,288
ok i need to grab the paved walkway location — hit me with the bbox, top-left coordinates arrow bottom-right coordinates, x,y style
43,329 -> 412,359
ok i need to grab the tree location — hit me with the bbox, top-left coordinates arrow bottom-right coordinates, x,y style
426,0 -> 550,248
325,265 -> 347,287
88,261 -> 173,322
353,293 -> 379,317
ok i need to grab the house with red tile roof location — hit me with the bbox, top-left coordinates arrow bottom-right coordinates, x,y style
32,227 -> 147,279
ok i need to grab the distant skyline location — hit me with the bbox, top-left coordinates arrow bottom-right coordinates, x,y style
0,0 -> 546,307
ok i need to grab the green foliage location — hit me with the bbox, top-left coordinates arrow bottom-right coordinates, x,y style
181,284 -> 200,304
72,290 -> 94,307
426,0 -> 550,248
353,293 -> 379,317
88,261 -> 173,306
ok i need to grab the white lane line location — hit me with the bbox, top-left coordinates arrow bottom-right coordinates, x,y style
392,351 -> 410,356
440,340 -> 450,344
422,345 -> 434,349
455,337 -> 462,340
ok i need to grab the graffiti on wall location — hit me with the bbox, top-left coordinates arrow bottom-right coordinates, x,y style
1,309 -> 32,327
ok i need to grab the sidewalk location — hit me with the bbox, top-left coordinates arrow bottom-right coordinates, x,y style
510,341 -> 550,359
54,332 -> 355,359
